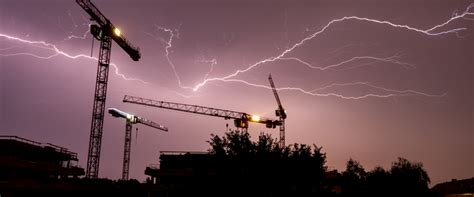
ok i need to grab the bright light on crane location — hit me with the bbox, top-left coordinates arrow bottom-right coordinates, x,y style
122,95 -> 281,130
107,107 -> 168,180
251,115 -> 260,122
126,114 -> 133,121
114,28 -> 121,37
77,0 -> 141,178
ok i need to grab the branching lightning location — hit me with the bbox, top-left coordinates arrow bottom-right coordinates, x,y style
150,25 -> 420,96
8,3 -> 469,100
55,11 -> 92,42
0,33 -> 148,84
144,25 -> 189,88
194,54 -> 218,81
221,79 -> 445,100
61,28 -> 90,42
278,54 -> 415,71
173,4 -> 473,99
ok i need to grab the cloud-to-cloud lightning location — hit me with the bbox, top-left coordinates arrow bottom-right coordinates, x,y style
144,25 -> 187,88
0,33 -> 148,84
221,79 -> 445,100
150,24 -> 419,97
2,3 -> 472,100
278,54 -> 415,71
184,4 -> 473,99
194,54 -> 218,81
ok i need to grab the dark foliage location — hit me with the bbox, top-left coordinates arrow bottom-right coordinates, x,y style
339,157 -> 431,197
204,130 -> 434,196
2,130 -> 436,197
204,130 -> 329,196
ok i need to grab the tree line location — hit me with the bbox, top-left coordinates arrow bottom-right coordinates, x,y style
203,130 -> 432,196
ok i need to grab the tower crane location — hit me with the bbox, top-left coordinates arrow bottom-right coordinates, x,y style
122,95 -> 282,130
108,108 -> 168,180
76,0 -> 141,178
268,74 -> 287,147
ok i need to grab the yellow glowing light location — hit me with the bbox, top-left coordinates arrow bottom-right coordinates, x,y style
114,28 -> 121,36
126,114 -> 132,120
251,115 -> 260,122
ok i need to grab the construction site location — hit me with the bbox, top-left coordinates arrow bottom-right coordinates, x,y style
1,0 -> 290,196
1,0 -> 473,196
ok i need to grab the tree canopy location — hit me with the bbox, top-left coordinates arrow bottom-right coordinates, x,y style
170,130 -> 436,196
340,157 -> 431,196
206,130 -> 328,195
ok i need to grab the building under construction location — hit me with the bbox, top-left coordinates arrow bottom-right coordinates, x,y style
0,135 -> 84,182
144,150 -> 336,196
145,151 -> 214,185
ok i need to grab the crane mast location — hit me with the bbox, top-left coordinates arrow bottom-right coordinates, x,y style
123,121 -> 132,180
268,75 -> 287,147
123,95 -> 281,129
108,108 -> 168,180
76,0 -> 141,178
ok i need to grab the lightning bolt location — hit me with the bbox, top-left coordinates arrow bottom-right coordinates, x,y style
0,33 -> 148,84
194,54 -> 218,80
188,4 -> 473,98
278,53 -> 415,71
144,25 -> 188,88
54,11 -> 93,42
150,25 -> 417,95
426,3 -> 474,33
220,79 -> 445,100
308,82 -> 447,98
61,28 -> 90,42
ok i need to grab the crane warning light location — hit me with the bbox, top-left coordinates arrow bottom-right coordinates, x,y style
114,28 -> 121,37
251,115 -> 260,122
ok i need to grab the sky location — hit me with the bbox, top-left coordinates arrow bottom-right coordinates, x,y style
0,0 -> 473,185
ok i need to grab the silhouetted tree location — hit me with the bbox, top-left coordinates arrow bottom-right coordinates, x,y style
366,166 -> 391,195
206,130 -> 328,196
390,157 -> 430,195
208,133 -> 227,156
338,157 -> 432,197
311,145 -> 327,174
224,130 -> 254,156
341,158 -> 366,195
206,131 -> 432,196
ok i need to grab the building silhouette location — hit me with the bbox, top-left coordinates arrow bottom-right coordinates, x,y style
0,135 -> 84,182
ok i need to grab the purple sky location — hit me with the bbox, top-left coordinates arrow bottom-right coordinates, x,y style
1,0 -> 473,185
